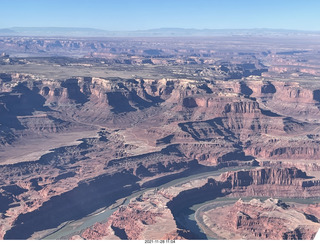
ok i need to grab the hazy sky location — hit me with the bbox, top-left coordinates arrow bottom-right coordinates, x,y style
1,0 -> 320,31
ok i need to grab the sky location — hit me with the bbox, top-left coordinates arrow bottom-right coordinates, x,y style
1,0 -> 320,31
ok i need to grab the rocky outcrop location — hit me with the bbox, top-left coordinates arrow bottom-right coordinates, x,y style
1,37 -> 320,241
220,167 -> 320,198
198,198 -> 320,240
245,139 -> 320,160
220,167 -> 308,187
1,73 -> 320,240
81,204 -> 166,240
79,187 -> 190,240
0,132 -> 202,239
74,167 -> 320,240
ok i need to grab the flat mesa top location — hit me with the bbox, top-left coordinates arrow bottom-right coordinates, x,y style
1,35 -> 320,241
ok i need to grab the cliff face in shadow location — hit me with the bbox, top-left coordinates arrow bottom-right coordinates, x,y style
2,42 -> 320,241
199,198 -> 320,240
4,172 -> 140,239
73,166 -> 320,240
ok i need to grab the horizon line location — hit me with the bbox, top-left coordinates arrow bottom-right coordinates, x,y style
1,27 -> 320,32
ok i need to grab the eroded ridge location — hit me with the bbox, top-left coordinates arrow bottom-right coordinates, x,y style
1,36 -> 320,240
72,167 -> 320,240
197,198 -> 320,240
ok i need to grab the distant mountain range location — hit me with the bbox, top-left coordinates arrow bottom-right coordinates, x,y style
0,27 -> 320,37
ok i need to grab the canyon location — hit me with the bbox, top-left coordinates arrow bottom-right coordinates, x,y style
1,36 -> 320,240
197,198 -> 320,240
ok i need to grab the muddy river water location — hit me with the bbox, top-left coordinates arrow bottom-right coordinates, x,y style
41,165 -> 247,239
41,165 -> 320,240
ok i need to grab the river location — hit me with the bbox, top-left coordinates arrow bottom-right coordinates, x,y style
41,165 -> 252,239
182,196 -> 320,239
41,164 -> 320,240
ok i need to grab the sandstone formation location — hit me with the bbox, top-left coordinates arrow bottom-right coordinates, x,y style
73,167 -> 320,240
197,198 -> 320,240
1,36 -> 320,240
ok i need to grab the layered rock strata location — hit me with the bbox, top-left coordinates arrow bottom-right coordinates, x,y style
73,167 -> 320,240
1,61 -> 320,239
198,198 -> 320,240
